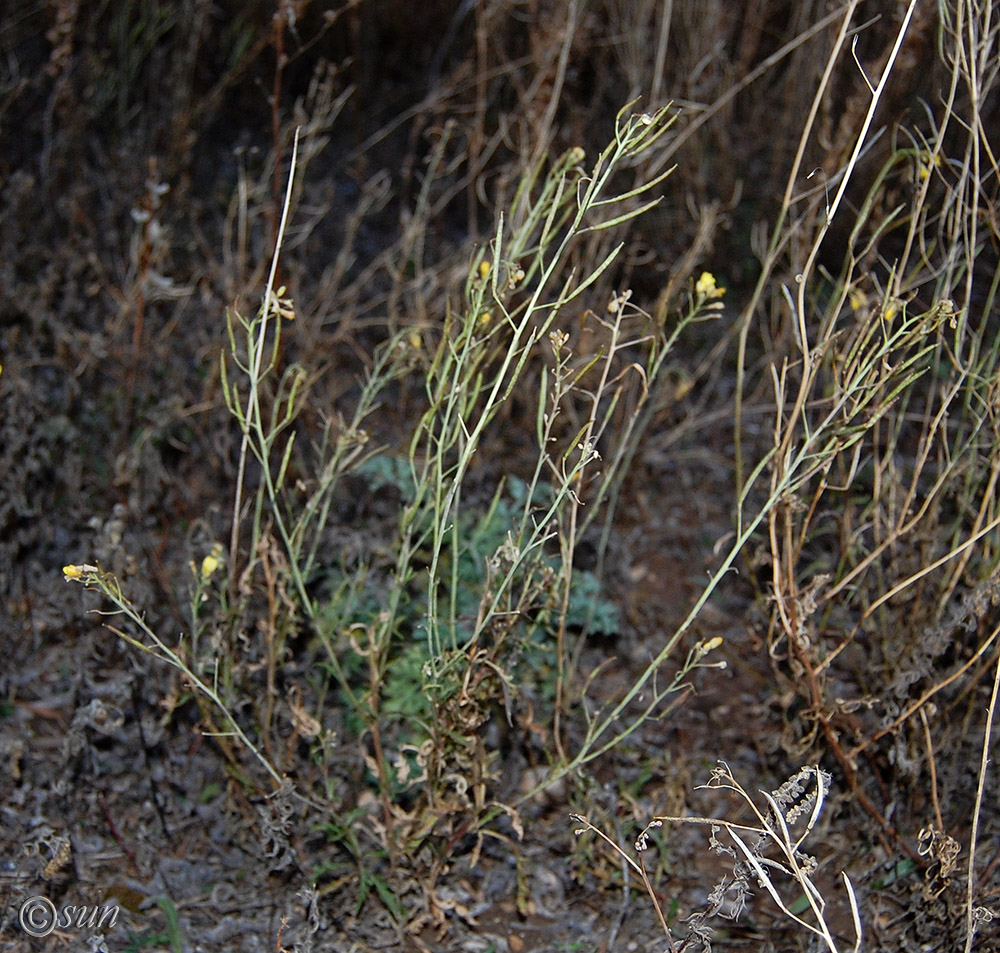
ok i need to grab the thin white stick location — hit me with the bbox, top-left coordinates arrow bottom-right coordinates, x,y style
229,128 -> 302,577
964,638 -> 1000,953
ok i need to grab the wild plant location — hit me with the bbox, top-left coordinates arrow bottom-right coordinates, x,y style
62,102 -> 723,900
573,763 -> 862,952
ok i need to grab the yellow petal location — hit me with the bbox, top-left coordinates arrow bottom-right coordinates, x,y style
696,272 -> 716,296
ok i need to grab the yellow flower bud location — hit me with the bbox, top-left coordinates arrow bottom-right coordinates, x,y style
917,150 -> 941,181
695,272 -> 725,299
200,543 -> 224,581
63,563 -> 99,580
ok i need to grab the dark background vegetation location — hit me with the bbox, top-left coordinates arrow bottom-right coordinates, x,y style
2,2 -> 999,951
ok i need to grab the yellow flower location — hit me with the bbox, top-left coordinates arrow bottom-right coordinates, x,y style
918,150 -> 941,181
848,288 -> 868,312
63,563 -> 99,580
695,272 -> 725,299
478,260 -> 491,281
200,543 -> 225,581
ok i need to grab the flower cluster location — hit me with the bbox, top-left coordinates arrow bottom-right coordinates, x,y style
695,271 -> 726,300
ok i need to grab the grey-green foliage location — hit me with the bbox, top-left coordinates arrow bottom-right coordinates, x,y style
315,460 -> 619,735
